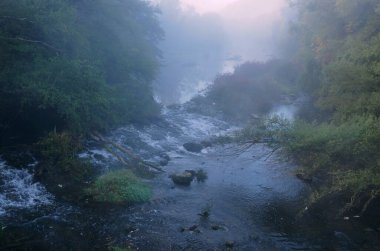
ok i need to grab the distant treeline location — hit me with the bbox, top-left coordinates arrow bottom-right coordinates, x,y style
189,60 -> 298,122
0,0 -> 162,144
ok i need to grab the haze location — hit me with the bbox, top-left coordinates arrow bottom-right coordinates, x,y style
151,0 -> 290,104
181,0 -> 286,16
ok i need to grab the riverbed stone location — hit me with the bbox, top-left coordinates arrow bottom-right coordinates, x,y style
170,170 -> 195,186
200,140 -> 213,148
183,142 -> 203,153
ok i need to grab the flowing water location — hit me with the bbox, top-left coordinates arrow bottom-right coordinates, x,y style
0,105 -> 365,250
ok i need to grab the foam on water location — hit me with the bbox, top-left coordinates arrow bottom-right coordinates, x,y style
0,161 -> 53,216
269,104 -> 298,121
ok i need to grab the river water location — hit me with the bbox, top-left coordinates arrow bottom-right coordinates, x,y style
0,105 -> 366,250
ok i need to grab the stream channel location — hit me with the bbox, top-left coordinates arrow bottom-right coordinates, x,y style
0,104 -> 368,250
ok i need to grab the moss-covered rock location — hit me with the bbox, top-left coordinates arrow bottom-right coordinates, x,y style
170,170 -> 196,186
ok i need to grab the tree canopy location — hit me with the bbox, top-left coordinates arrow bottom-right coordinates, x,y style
0,0 -> 162,143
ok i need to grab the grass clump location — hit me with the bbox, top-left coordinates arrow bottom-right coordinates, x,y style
86,170 -> 152,204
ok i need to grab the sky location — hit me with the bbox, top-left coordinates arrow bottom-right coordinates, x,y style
180,0 -> 236,13
180,0 -> 286,17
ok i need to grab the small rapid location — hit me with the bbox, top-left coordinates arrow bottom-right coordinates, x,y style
0,104 -> 330,250
0,161 -> 53,217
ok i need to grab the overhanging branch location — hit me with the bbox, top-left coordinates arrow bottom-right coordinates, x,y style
0,36 -> 61,53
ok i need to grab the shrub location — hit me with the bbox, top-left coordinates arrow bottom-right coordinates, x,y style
34,132 -> 94,200
282,116 -> 380,178
86,170 -> 152,204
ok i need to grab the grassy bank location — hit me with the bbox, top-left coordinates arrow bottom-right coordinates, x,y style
240,115 -> 380,226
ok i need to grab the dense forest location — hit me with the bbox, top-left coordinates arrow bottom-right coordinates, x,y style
0,0 -> 163,211
281,0 -> 380,224
0,0 -> 162,145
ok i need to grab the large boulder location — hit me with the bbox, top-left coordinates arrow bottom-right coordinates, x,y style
170,170 -> 196,186
183,142 -> 203,153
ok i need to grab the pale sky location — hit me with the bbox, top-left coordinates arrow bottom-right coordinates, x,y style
180,0 -> 236,13
180,0 -> 286,16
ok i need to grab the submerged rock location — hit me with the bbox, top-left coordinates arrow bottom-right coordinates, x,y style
170,170 -> 196,186
225,241 -> 235,249
159,159 -> 169,166
195,169 -> 208,182
295,172 -> 313,183
159,153 -> 171,166
200,140 -> 213,148
183,142 -> 203,153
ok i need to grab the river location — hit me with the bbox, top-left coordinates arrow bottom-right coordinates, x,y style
0,104 -> 363,250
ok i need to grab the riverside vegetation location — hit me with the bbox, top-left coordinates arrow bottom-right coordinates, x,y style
202,0 -> 380,228
0,0 -> 162,204
0,0 -> 380,248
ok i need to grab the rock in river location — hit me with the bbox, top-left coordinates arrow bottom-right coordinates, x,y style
170,170 -> 196,186
183,142 -> 203,153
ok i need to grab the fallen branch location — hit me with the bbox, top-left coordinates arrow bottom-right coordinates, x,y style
0,16 -> 35,23
90,131 -> 164,173
360,189 -> 380,216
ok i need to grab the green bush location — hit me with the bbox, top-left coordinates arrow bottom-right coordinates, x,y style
34,132 -> 94,200
0,0 -> 161,140
86,170 -> 152,204
334,169 -> 380,192
240,115 -> 380,193
282,116 -> 380,178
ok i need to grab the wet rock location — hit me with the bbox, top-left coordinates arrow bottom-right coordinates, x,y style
198,207 -> 210,218
211,225 -> 225,231
225,241 -> 235,249
2,149 -> 35,168
195,169 -> 208,182
183,142 -> 203,153
179,227 -> 186,232
180,225 -> 201,234
201,140 -> 213,148
159,159 -> 169,166
160,153 -> 171,161
93,153 -> 105,161
170,170 -> 195,186
295,172 -> 313,183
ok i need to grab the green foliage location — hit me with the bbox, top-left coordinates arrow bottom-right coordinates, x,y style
284,117 -> 380,176
86,170 -> 152,204
35,132 -> 94,200
292,0 -> 380,120
110,248 -> 134,251
334,169 -> 380,193
0,0 -> 162,141
238,114 -> 380,195
193,60 -> 297,122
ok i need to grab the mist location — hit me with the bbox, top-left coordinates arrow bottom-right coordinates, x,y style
151,0 -> 291,104
2,0 -> 378,250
